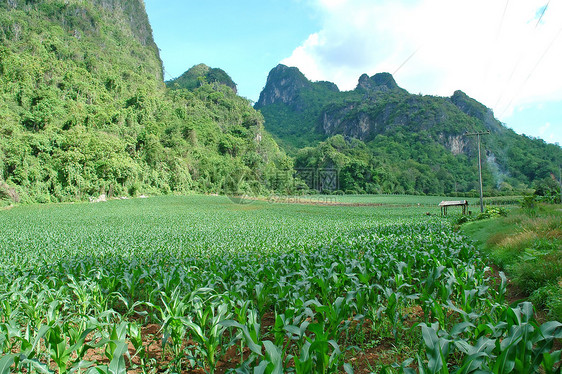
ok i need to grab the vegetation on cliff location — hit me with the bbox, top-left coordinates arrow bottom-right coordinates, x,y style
257,64 -> 562,195
167,63 -> 237,93
0,0 -> 288,204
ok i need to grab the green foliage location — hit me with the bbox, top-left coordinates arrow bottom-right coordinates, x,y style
257,65 -> 562,195
461,206 -> 562,321
533,177 -> 561,204
455,206 -> 508,225
294,135 -> 477,195
167,63 -> 237,93
389,303 -> 562,374
0,1 -> 287,203
0,196 -> 560,372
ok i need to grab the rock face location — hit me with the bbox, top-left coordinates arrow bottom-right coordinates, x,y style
3,0 -> 163,79
256,64 -> 562,192
96,0 -> 159,49
450,90 -> 503,133
356,72 -> 403,93
321,101 -> 403,141
256,64 -> 498,149
442,135 -> 468,156
255,64 -> 312,109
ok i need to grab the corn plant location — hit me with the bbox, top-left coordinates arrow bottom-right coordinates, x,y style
183,290 -> 233,373
0,196 -> 559,373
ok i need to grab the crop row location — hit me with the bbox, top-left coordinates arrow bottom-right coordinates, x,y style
0,197 -> 560,373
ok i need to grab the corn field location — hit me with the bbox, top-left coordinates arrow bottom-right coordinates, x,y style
0,196 -> 560,373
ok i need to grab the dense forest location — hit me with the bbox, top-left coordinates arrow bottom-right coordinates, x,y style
257,65 -> 562,196
0,0 -> 290,204
167,63 -> 237,93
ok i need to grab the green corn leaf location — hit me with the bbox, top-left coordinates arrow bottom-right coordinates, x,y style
253,360 -> 269,374
541,350 -> 561,374
416,353 -> 428,374
421,324 -> 443,372
0,354 -> 16,374
284,324 -> 301,336
262,340 -> 283,373
86,365 -> 108,374
519,302 -> 534,323
220,320 -> 262,356
108,342 -> 128,374
32,325 -> 51,352
455,352 -> 489,374
493,345 -> 516,374
219,319 -> 244,329
19,358 -> 51,374
539,321 -> 562,340
450,322 -> 475,338
68,360 -> 95,374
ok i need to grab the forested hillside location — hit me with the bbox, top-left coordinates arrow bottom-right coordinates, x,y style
0,0 -> 289,204
167,63 -> 237,93
0,1 -> 559,204
256,64 -> 562,195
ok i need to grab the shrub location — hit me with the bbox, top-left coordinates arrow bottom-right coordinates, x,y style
511,252 -> 562,294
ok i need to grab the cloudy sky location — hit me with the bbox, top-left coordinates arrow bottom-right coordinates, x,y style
145,0 -> 562,145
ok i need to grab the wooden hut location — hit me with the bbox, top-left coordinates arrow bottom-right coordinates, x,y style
439,200 -> 468,216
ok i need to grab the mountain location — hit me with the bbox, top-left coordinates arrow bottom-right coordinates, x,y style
0,0 -> 288,204
166,63 -> 237,93
256,64 -> 562,195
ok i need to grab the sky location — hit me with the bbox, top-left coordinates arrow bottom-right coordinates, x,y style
144,0 -> 562,146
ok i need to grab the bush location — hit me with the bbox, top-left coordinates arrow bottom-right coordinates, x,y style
454,206 -> 508,225
511,252 -> 562,294
529,283 -> 562,321
486,206 -> 508,217
520,194 -> 537,210
546,284 -> 562,321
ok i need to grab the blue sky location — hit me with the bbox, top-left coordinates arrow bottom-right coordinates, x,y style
145,0 -> 562,146
144,0 -> 321,101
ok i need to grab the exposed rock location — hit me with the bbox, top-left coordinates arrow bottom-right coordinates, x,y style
255,64 -> 311,109
322,106 -> 374,141
451,90 -> 503,133
447,135 -> 467,155
356,72 -> 402,92
89,194 -> 107,203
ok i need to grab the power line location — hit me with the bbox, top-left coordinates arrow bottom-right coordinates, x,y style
535,1 -> 550,28
499,24 -> 562,118
494,1 -> 551,109
484,0 -> 510,97
162,65 -> 175,81
497,0 -> 510,39
393,47 -> 420,76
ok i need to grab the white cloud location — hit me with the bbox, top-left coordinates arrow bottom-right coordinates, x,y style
281,0 -> 562,123
539,122 -> 551,135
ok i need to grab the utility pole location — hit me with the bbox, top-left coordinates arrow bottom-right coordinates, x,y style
465,131 -> 490,213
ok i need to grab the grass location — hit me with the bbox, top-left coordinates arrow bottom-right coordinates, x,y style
461,204 -> 562,320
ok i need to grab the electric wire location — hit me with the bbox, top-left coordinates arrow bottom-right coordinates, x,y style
499,24 -> 562,118
494,1 -> 551,109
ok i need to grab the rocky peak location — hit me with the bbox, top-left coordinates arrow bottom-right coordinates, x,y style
255,64 -> 311,109
450,90 -> 502,133
356,72 -> 401,92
